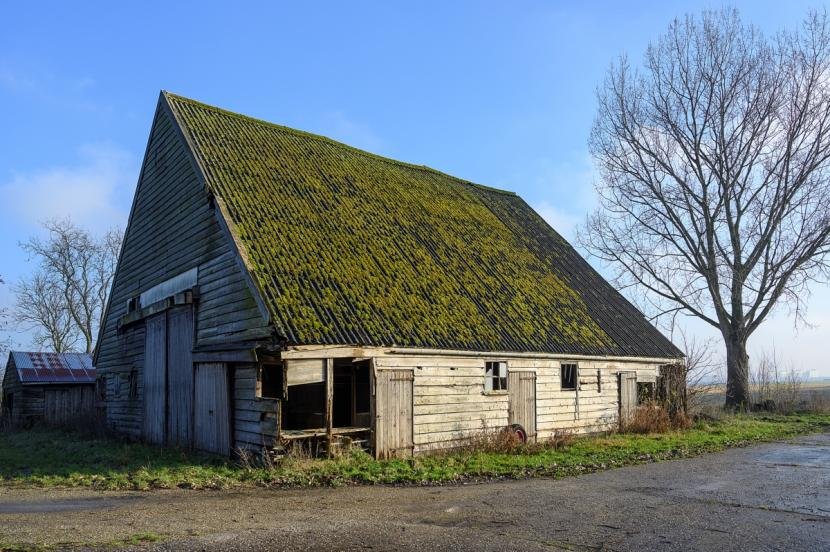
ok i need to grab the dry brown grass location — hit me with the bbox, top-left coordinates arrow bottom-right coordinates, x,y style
453,427 -> 574,455
621,401 -> 692,434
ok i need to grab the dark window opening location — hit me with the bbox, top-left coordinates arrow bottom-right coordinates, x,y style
283,382 -> 325,430
280,358 -> 372,432
561,363 -> 578,390
597,369 -> 602,393
259,363 -> 284,399
485,361 -> 508,392
333,358 -> 371,428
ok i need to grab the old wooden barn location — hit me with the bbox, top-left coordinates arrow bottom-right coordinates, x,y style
94,92 -> 681,457
2,351 -> 96,426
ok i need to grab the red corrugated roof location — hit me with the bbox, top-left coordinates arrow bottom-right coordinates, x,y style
8,351 -> 95,385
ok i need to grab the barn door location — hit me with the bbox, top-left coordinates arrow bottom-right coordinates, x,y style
619,371 -> 638,426
166,307 -> 194,447
508,371 -> 537,441
143,313 -> 167,444
374,370 -> 413,459
194,362 -> 231,455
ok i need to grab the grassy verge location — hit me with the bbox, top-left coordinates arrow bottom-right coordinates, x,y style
1,413 -> 827,491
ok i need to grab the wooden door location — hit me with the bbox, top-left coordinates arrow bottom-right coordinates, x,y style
508,371 -> 537,441
619,371 -> 638,426
166,307 -> 194,447
194,362 -> 231,455
374,369 -> 413,459
143,313 -> 167,444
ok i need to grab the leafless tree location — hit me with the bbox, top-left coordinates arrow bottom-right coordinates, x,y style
583,9 -> 830,409
0,274 -> 11,353
674,329 -> 722,414
17,219 -> 123,354
14,272 -> 79,352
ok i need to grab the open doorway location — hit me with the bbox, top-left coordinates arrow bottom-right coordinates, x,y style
333,358 -> 371,428
280,358 -> 371,432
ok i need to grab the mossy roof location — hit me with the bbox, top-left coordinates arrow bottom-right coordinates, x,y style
165,92 -> 679,357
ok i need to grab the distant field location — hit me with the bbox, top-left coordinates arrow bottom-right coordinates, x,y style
693,381 -> 830,410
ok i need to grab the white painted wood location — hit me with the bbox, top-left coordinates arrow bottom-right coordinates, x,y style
375,369 -> 413,459
508,371 -> 537,441
285,358 -> 326,386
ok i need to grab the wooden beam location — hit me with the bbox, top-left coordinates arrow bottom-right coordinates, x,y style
325,358 -> 334,458
192,349 -> 257,363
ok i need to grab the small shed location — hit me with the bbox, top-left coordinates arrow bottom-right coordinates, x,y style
1,351 -> 96,426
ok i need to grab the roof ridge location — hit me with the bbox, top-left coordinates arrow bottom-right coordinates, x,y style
163,91 -> 518,197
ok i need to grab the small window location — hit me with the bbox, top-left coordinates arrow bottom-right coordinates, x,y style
637,382 -> 655,402
259,363 -> 284,399
561,363 -> 578,390
597,369 -> 602,393
485,361 -> 508,392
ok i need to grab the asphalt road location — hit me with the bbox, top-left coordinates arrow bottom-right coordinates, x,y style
1,433 -> 828,551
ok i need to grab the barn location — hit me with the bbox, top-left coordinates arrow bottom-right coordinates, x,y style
1,351 -> 96,426
94,92 -> 681,457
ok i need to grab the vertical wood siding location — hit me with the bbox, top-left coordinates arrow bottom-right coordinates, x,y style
143,313 -> 167,444
194,362 -> 231,455
375,369 -> 414,458
508,371 -> 537,440
96,104 -> 269,439
166,307 -> 194,447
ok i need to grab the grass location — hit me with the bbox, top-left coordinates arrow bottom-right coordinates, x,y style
1,413 -> 828,491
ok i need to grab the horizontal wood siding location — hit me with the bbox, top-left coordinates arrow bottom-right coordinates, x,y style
375,355 -> 662,453
233,364 -> 279,452
96,103 -> 269,439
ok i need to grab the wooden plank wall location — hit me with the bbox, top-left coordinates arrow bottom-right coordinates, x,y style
233,364 -> 278,452
374,355 -> 661,454
95,104 -> 269,439
193,362 -> 231,455
43,386 -> 95,425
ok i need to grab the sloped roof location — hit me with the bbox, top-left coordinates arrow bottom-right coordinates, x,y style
7,351 -> 95,385
165,92 -> 680,358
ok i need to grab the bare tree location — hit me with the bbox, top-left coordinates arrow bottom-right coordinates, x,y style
14,272 -> 79,352
0,274 -> 11,353
583,9 -> 830,409
18,219 -> 123,354
675,329 -> 722,414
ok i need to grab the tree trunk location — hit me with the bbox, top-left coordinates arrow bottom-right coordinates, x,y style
724,335 -> 750,410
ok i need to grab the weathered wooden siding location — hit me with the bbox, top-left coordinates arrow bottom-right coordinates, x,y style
373,354 -> 662,453
233,364 -> 279,451
95,100 -> 269,439
43,386 -> 95,425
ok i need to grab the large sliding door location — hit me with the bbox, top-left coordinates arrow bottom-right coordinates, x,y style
142,307 -> 194,447
143,313 -> 167,444
167,308 -> 194,447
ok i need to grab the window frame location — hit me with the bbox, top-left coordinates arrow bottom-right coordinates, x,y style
560,362 -> 578,391
484,360 -> 508,394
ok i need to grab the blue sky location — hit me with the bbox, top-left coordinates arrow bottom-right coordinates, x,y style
1,1 -> 828,376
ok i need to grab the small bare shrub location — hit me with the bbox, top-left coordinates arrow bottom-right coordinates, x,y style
621,401 -> 671,434
750,349 -> 808,413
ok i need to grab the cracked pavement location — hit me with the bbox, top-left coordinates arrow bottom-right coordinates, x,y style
0,433 -> 828,551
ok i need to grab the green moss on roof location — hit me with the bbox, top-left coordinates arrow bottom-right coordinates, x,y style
164,92 -> 679,357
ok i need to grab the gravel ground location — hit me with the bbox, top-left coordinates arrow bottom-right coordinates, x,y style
1,433 -> 828,551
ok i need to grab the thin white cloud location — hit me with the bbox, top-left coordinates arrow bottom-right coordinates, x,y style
322,111 -> 384,153
533,200 -> 582,240
0,143 -> 134,233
